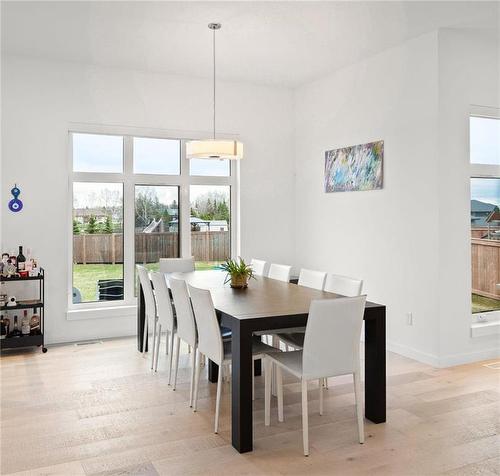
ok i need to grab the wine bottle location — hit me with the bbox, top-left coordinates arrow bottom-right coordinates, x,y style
9,315 -> 21,338
16,246 -> 26,272
21,310 -> 30,335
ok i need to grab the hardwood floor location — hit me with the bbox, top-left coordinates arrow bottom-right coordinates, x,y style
1,337 -> 499,475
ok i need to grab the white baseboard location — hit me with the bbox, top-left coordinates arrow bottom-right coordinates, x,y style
388,341 -> 500,368
438,347 -> 500,367
387,341 -> 440,367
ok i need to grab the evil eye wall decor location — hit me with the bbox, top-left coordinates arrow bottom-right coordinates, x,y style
8,184 -> 23,213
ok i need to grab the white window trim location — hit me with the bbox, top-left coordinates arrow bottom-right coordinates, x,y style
67,123 -> 240,318
469,108 -> 500,327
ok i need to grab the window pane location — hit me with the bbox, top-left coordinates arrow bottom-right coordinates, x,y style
133,137 -> 180,175
471,177 -> 500,313
190,158 -> 230,176
135,186 -> 179,282
72,183 -> 123,303
190,185 -> 230,270
73,133 -> 123,173
470,117 -> 500,165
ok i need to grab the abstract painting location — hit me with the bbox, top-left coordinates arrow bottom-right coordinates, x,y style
324,140 -> 384,192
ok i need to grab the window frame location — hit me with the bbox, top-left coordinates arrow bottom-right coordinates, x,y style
67,124 -> 239,315
469,109 -> 500,322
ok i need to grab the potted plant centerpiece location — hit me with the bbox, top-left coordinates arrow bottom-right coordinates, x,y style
221,258 -> 255,289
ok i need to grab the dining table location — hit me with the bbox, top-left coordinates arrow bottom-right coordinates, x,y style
137,270 -> 386,454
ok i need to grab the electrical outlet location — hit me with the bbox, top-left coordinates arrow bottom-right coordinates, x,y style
406,312 -> 413,326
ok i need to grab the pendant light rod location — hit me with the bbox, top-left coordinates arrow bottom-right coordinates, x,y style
208,23 -> 221,140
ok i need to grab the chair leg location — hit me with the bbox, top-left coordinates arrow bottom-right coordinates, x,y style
167,331 -> 175,385
189,345 -> 197,407
324,378 -> 329,389
353,372 -> 364,444
173,336 -> 181,390
277,365 -> 284,423
214,364 -> 223,434
264,358 -> 272,426
142,319 -> 148,354
301,379 -> 309,456
154,324 -> 161,372
193,350 -> 202,412
319,378 -> 323,416
150,320 -> 157,370
165,330 -> 169,355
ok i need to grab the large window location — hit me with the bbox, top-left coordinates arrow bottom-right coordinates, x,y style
70,130 -> 237,309
470,116 -> 500,315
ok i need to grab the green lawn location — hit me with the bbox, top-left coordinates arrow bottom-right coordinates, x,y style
73,261 -> 222,302
472,294 -> 500,314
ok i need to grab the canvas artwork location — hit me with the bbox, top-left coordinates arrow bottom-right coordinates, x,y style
324,140 -> 384,192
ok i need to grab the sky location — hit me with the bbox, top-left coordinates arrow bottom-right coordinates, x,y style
72,133 -> 230,176
470,117 -> 500,166
471,178 -> 500,207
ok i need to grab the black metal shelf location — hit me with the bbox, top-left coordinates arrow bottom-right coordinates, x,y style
0,274 -> 43,282
0,300 -> 43,311
1,268 -> 46,353
1,334 -> 43,350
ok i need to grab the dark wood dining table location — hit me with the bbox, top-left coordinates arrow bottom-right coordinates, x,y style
137,270 -> 386,454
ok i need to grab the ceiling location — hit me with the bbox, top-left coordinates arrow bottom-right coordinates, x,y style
2,1 -> 498,87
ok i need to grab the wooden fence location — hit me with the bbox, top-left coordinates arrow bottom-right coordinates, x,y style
472,238 -> 500,299
73,231 -> 230,264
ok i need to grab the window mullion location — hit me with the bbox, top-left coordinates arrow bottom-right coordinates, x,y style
123,136 -> 135,303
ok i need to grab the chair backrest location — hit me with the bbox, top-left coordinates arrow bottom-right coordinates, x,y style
298,268 -> 327,290
169,277 -> 197,347
251,258 -> 268,277
137,265 -> 156,323
268,263 -> 292,282
302,296 -> 366,380
159,257 -> 195,273
324,273 -> 363,296
150,272 -> 175,332
188,284 -> 224,366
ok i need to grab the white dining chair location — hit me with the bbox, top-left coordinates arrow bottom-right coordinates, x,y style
251,259 -> 268,277
264,296 -> 367,456
278,272 -> 364,351
188,284 -> 279,433
268,263 -> 292,282
324,273 -> 363,296
159,257 -> 195,273
137,265 -> 157,370
169,277 -> 198,403
298,269 -> 327,290
150,272 -> 176,376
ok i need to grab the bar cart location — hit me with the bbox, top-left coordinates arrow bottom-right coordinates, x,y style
0,268 -> 46,353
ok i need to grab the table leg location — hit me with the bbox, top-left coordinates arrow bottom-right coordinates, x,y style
231,320 -> 254,453
364,307 -> 386,423
137,285 -> 146,352
208,359 -> 218,383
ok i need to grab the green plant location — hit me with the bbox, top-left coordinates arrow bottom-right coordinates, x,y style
103,215 -> 114,234
86,215 -> 98,234
220,257 -> 254,285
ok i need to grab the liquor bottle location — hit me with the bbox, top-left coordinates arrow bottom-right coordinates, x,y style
0,314 -> 7,339
16,246 -> 26,272
21,310 -> 30,335
9,315 -> 21,338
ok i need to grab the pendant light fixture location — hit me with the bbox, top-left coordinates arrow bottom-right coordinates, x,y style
186,23 -> 243,160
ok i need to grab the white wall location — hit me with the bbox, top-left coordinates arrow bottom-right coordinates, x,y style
294,28 -> 500,367
294,32 -> 441,364
1,56 -> 295,344
437,28 -> 499,365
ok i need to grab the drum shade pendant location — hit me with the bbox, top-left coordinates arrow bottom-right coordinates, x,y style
186,23 -> 243,160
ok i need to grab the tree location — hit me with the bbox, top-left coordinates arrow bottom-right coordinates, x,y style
86,215 -> 98,234
103,215 -> 113,234
73,219 -> 81,235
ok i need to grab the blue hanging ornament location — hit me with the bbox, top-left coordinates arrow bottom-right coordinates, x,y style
8,184 -> 23,212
